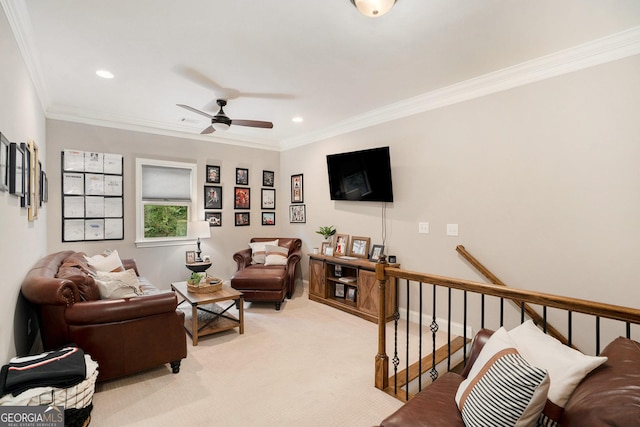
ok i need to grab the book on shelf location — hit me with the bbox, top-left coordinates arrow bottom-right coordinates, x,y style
338,276 -> 357,283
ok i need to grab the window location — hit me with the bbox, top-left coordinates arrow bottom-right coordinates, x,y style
135,158 -> 197,247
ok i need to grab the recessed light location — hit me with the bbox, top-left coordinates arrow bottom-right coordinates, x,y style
96,69 -> 114,79
292,116 -> 304,123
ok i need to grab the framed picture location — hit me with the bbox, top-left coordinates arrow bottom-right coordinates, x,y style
350,236 -> 370,259
235,212 -> 250,226
234,187 -> 250,209
370,244 -> 385,262
185,251 -> 196,264
263,170 -> 274,187
28,140 -> 39,221
9,142 -> 25,197
204,185 -> 222,209
262,212 -> 275,225
321,241 -> 333,256
261,188 -> 276,209
346,286 -> 357,302
205,211 -> 221,227
289,204 -> 306,223
0,133 -> 9,192
334,234 -> 349,257
40,170 -> 48,203
20,142 -> 31,208
291,173 -> 303,203
206,165 -> 220,183
236,167 -> 249,185
334,283 -> 345,299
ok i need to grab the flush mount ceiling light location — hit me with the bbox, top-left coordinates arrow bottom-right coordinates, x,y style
96,69 -> 114,79
350,0 -> 396,17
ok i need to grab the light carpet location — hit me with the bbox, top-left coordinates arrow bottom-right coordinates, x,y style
90,285 -> 406,426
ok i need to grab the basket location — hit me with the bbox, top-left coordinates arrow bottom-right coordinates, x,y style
187,277 -> 223,293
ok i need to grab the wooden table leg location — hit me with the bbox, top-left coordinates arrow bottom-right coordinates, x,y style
191,302 -> 199,346
238,296 -> 244,334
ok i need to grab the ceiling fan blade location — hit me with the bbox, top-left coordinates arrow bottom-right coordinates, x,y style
177,104 -> 214,119
200,125 -> 215,134
231,119 -> 274,129
237,92 -> 296,100
174,66 -> 239,99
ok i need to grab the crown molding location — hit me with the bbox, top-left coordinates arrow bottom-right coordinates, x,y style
281,26 -> 640,150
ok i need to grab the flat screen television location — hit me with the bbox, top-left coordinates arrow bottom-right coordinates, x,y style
326,146 -> 394,202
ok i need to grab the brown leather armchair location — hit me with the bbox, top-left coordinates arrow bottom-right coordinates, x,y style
231,238 -> 302,310
20,251 -> 187,382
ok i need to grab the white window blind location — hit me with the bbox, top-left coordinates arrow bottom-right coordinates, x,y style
141,165 -> 192,201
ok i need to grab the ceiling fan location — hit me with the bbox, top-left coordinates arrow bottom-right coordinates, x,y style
177,99 -> 273,134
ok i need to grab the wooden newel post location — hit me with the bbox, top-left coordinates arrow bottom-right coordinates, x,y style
375,255 -> 388,390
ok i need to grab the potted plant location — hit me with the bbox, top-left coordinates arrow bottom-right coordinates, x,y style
187,272 -> 203,286
316,226 -> 336,242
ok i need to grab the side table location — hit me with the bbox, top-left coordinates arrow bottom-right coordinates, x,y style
171,281 -> 244,346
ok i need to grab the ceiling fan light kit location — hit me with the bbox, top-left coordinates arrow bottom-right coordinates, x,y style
350,0 -> 396,17
177,99 -> 273,134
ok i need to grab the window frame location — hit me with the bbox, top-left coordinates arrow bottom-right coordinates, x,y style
135,158 -> 197,248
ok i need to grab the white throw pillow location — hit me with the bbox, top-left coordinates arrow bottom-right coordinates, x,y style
94,269 -> 142,299
264,245 -> 289,266
248,240 -> 279,264
84,249 -> 124,272
456,327 -> 549,427
508,320 -> 608,425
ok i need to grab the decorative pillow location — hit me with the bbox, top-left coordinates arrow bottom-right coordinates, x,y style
248,240 -> 279,264
264,245 -> 289,266
84,249 -> 124,272
456,327 -> 549,427
93,269 -> 142,299
508,320 -> 608,425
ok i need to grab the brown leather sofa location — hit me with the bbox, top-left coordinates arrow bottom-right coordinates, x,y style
20,251 -> 187,382
230,238 -> 302,310
379,329 -> 640,427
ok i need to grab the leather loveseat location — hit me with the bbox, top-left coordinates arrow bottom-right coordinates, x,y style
20,251 -> 187,382
231,238 -> 302,310
379,329 -> 640,427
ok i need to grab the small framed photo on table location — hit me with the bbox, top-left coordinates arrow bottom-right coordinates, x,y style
349,236 -> 370,259
370,244 -> 385,262
185,251 -> 196,264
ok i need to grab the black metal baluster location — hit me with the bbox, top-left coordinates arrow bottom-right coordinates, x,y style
430,285 -> 439,383
500,298 -> 504,327
568,311 -> 573,347
463,291 -> 468,365
596,316 -> 601,355
543,306 -> 547,333
447,288 -> 452,371
405,281 -> 410,401
418,283 -> 423,392
481,294 -> 485,329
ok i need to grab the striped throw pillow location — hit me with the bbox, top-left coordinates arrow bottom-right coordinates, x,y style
264,245 -> 289,266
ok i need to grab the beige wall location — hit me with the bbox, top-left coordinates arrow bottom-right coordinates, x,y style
281,55 -> 640,338
0,9 -> 48,361
45,121 -> 281,287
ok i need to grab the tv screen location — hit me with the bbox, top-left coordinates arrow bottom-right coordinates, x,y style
326,147 -> 394,202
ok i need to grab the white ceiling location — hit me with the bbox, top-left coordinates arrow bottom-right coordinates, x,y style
4,0 -> 640,150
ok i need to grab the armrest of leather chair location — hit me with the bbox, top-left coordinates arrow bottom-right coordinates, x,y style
459,328 -> 494,378
233,248 -> 252,270
121,258 -> 140,276
65,292 -> 179,325
21,275 -> 80,306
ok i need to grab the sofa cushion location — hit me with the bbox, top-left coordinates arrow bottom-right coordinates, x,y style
231,265 -> 287,291
456,327 -> 549,427
93,269 -> 142,299
509,320 -> 607,425
84,249 -> 125,272
248,240 -> 279,264
561,336 -> 640,427
264,245 -> 289,266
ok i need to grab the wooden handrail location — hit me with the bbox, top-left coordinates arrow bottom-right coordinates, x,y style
456,245 -> 571,346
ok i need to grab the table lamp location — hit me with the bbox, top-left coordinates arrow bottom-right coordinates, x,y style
188,221 -> 211,263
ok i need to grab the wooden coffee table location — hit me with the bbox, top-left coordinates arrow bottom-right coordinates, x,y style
171,281 -> 244,346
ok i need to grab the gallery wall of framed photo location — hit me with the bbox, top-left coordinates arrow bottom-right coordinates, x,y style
61,149 -> 124,242
204,165 -> 277,227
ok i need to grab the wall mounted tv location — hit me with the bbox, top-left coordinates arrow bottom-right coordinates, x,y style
326,146 -> 394,202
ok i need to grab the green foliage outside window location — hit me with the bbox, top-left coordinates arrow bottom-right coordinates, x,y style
144,205 -> 188,238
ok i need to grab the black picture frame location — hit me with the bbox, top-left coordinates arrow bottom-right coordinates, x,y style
291,173 -> 303,203
236,167 -> 249,185
261,188 -> 276,209
20,142 -> 31,208
0,133 -> 9,192
289,204 -> 306,223
205,211 -> 221,227
206,165 -> 220,183
370,244 -> 385,262
334,283 -> 345,299
234,187 -> 250,209
40,170 -> 48,203
262,211 -> 275,225
9,142 -> 25,197
263,170 -> 274,187
204,185 -> 222,209
235,212 -> 250,226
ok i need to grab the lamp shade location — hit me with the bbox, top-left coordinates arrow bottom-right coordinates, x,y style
351,0 -> 396,17
212,122 -> 230,132
188,221 -> 211,239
